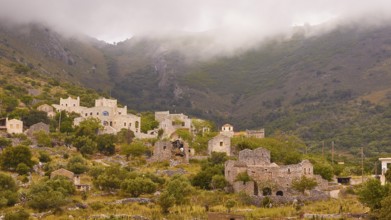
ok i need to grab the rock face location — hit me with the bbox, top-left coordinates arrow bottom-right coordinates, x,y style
25,122 -> 50,137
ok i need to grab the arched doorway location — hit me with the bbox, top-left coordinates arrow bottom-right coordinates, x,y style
276,191 -> 283,196
262,187 -> 272,196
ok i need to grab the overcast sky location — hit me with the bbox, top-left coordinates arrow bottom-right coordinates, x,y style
1,0 -> 391,44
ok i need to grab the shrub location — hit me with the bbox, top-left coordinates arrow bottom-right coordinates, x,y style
16,163 -> 30,175
235,172 -> 251,183
4,209 -> 29,220
39,151 -> 51,163
67,155 -> 88,174
292,176 -> 318,193
0,145 -> 34,170
0,173 -> 19,207
121,177 -> 157,197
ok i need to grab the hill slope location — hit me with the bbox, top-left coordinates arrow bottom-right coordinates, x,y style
2,21 -> 391,155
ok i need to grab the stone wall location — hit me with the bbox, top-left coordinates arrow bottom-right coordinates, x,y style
238,148 -> 270,166
225,160 -> 248,184
208,134 -> 231,156
152,140 -> 172,162
232,181 -> 255,196
225,147 -> 327,196
151,140 -> 189,164
245,129 -> 265,138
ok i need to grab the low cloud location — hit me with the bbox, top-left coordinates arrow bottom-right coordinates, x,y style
1,0 -> 391,56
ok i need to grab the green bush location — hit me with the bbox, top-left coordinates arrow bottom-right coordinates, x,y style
16,163 -> 30,175
4,209 -> 29,220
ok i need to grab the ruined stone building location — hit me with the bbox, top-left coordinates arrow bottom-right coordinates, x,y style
207,124 -> 234,156
155,111 -> 192,138
51,168 -> 91,191
208,134 -> 231,156
225,148 -> 328,196
221,124 -> 234,137
151,139 -> 190,164
245,129 -> 265,139
37,104 -> 56,118
53,97 -> 141,137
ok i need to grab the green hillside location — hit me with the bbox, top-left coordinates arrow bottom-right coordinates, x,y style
3,21 -> 391,155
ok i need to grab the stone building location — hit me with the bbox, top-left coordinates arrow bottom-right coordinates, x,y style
51,168 -> 75,181
37,104 -> 56,118
51,168 -> 91,191
4,118 -> 23,134
151,139 -> 189,164
221,124 -> 234,137
155,111 -> 192,138
74,98 -> 140,136
208,134 -> 231,156
225,147 -> 328,196
25,122 -> 50,137
245,129 -> 265,139
54,97 -> 141,136
52,96 -> 86,114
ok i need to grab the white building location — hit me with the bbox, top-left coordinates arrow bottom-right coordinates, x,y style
54,97 -> 141,136
52,96 -> 86,114
221,124 -> 234,137
74,98 -> 141,136
6,118 -> 23,134
155,111 -> 192,138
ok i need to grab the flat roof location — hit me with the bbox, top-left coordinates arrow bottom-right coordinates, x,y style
379,158 -> 391,161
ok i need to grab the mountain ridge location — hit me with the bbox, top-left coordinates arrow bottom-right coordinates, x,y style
2,21 -> 391,154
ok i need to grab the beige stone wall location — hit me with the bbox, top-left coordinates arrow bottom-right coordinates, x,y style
239,148 -> 271,166
95,98 -> 117,108
225,160 -> 248,184
233,181 -> 255,195
6,118 -> 23,134
37,104 -> 54,113
225,147 -> 327,195
246,129 -> 265,138
208,134 -> 231,156
156,111 -> 192,138
60,97 -> 80,108
151,140 -> 189,163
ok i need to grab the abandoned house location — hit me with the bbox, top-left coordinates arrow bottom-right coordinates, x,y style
225,148 -> 328,196
37,104 -> 56,118
245,129 -> 265,139
208,133 -> 231,156
0,118 -> 23,134
155,111 -> 192,138
151,139 -> 190,164
221,124 -> 234,137
50,168 -> 91,191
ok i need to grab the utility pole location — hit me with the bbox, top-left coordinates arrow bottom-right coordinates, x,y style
331,141 -> 334,164
361,147 -> 364,183
58,110 -> 62,132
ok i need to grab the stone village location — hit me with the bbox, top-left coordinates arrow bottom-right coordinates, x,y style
2,96 -> 384,202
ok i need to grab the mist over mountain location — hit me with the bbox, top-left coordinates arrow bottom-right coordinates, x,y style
2,13 -> 391,154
